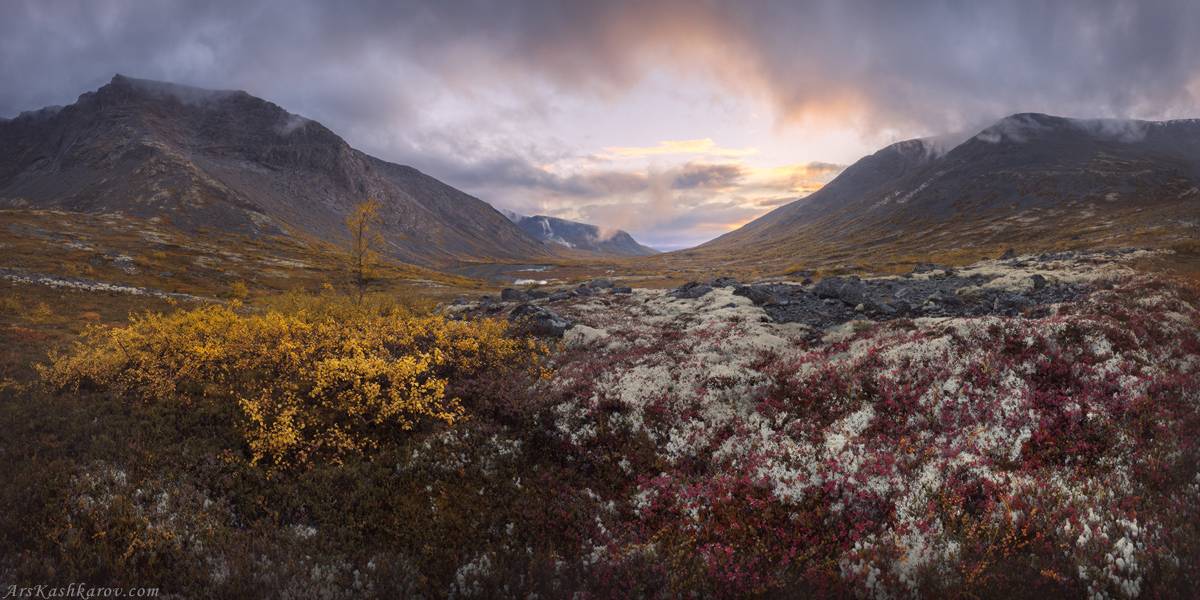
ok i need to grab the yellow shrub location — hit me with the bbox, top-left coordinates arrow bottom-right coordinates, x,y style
228,281 -> 248,299
41,294 -> 550,468
28,302 -> 56,324
0,294 -> 24,316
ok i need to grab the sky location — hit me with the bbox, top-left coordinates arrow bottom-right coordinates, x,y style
4,1 -> 1200,249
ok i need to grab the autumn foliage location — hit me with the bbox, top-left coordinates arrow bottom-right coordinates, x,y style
41,293 -> 550,468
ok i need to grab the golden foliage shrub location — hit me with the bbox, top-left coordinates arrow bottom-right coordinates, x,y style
42,294 -> 550,468
228,280 -> 248,299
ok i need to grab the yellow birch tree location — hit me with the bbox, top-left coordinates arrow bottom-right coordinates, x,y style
346,196 -> 385,302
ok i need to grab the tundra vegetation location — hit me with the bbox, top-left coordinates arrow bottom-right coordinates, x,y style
0,248 -> 1198,599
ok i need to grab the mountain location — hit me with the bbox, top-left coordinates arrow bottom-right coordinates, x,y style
501,210 -> 659,257
0,75 -> 556,268
686,113 -> 1200,268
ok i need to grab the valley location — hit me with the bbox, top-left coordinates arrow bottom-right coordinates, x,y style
1,77 -> 1198,599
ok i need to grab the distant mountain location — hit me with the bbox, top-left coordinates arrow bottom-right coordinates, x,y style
684,113 -> 1200,268
0,75 -> 556,268
500,210 -> 658,257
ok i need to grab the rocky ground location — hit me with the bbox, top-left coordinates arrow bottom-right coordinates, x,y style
449,248 -> 1154,341
0,267 -> 210,302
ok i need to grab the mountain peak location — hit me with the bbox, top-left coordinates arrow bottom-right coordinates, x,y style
972,113 -> 1158,145
0,75 -> 557,268
506,212 -> 658,256
103,74 -> 245,106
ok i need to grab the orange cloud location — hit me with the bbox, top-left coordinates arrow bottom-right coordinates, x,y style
599,138 -> 758,160
749,161 -> 844,194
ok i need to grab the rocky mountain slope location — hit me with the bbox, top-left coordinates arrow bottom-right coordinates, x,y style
681,114 -> 1200,269
0,75 -> 556,268
501,210 -> 658,257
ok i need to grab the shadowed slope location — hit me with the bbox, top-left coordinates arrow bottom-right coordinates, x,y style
672,114 -> 1200,270
0,75 -> 555,268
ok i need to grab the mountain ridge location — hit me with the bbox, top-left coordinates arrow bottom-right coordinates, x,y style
683,112 -> 1200,269
0,74 -> 558,269
500,210 -> 658,257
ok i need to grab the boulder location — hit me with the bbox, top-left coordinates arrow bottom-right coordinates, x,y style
999,248 -> 1017,260
548,292 -> 572,302
509,304 -> 573,337
837,283 -> 868,307
1031,274 -> 1047,291
612,286 -> 633,294
993,293 -> 1037,316
501,288 -> 528,302
733,285 -> 772,305
563,325 -> 610,349
589,278 -> 615,289
812,276 -> 846,299
711,277 -> 741,288
863,300 -> 896,315
669,282 -> 713,299
927,291 -> 965,307
575,284 -> 597,297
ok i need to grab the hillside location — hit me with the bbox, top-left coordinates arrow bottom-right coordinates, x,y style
502,210 -> 659,257
672,114 -> 1200,270
0,75 -> 556,268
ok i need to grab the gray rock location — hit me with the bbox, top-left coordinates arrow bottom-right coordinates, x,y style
1031,274 -> 1047,290
575,285 -> 597,297
837,284 -> 868,307
993,293 -> 1036,316
999,249 -> 1017,260
501,288 -> 528,302
612,286 -> 633,294
526,290 -> 550,299
863,300 -> 896,315
712,277 -> 741,288
733,285 -> 772,305
508,304 -> 573,337
812,276 -> 846,299
548,292 -> 572,302
927,291 -> 965,307
669,282 -> 713,299
589,278 -> 615,289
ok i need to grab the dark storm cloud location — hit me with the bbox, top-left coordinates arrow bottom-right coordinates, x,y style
5,0 -> 1199,128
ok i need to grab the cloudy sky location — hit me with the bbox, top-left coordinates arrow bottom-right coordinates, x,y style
4,1 -> 1200,249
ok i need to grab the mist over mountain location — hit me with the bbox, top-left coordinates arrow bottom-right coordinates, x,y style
500,210 -> 658,257
690,113 -> 1200,267
0,75 -> 557,268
